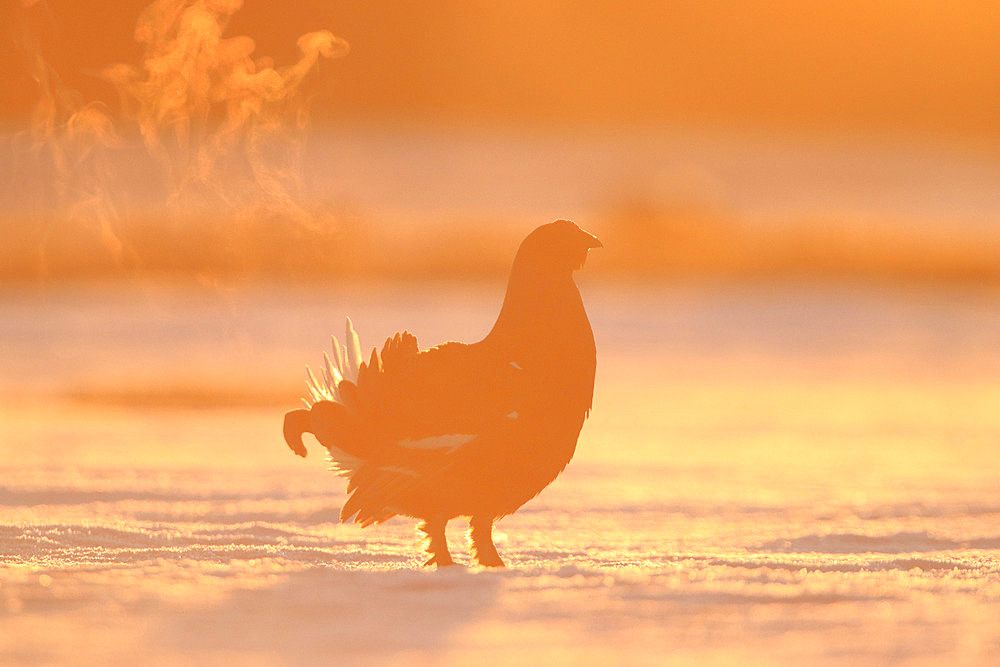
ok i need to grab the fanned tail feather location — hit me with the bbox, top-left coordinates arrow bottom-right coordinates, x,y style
304,318 -> 362,407
282,408 -> 310,457
290,319 -> 368,471
284,320 -> 432,523
282,402 -> 364,477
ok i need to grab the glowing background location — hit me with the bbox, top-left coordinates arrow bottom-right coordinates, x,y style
1,1 -> 999,663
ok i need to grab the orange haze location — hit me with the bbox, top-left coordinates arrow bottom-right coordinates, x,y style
3,1 -> 1000,138
1,1 -> 998,283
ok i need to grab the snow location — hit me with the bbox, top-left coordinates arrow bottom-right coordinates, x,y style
2,282 -> 999,664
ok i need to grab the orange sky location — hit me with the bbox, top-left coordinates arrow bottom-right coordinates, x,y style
3,0 -> 1000,138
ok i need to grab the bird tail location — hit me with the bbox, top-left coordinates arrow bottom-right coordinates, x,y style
282,401 -> 366,480
282,318 -> 367,478
303,317 -> 363,409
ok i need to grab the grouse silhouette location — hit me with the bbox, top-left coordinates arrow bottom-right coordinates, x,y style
283,220 -> 601,567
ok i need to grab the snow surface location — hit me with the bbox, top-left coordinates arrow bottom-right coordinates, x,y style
2,283 -> 999,664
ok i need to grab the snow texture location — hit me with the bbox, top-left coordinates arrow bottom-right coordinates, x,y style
2,283 -> 999,664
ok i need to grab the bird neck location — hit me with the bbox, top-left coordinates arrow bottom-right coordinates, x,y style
484,260 -> 597,420
484,263 -> 588,354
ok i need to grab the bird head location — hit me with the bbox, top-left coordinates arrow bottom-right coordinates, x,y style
514,219 -> 603,275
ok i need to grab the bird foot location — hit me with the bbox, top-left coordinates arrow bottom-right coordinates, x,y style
424,554 -> 457,568
468,516 -> 505,568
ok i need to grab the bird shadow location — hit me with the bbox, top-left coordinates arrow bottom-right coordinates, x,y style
151,566 -> 504,661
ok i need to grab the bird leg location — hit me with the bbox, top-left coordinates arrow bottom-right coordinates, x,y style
469,516 -> 505,568
417,518 -> 455,567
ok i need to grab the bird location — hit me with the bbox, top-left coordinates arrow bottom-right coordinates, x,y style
282,219 -> 601,567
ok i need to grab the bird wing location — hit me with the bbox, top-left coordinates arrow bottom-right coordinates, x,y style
367,332 -> 521,442
295,331 -> 523,525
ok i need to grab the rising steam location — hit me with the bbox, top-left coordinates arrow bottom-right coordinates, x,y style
100,0 -> 348,215
10,0 -> 347,277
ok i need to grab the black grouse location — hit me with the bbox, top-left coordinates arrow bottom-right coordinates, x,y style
282,219 -> 601,567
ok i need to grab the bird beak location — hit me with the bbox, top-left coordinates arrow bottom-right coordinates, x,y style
582,230 -> 603,249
